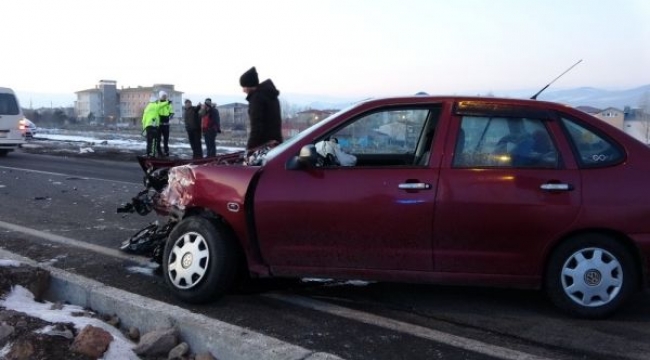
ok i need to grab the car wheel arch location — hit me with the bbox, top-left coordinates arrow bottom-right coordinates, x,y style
181,207 -> 252,271
542,229 -> 645,290
542,230 -> 644,318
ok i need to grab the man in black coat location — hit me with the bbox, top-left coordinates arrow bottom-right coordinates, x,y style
183,99 -> 202,159
239,66 -> 283,150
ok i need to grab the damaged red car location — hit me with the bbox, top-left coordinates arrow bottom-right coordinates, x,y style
120,95 -> 650,319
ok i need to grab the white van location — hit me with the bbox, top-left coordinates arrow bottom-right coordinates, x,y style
0,87 -> 26,156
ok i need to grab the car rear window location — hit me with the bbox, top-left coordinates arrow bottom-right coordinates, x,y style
0,93 -> 20,115
560,117 -> 624,168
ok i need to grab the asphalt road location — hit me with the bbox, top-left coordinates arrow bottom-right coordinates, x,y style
2,150 -> 650,360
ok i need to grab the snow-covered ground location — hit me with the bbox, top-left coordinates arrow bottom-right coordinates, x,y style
0,260 -> 139,359
27,127 -> 245,158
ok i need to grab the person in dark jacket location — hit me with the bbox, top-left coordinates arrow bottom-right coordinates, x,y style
239,66 -> 283,150
198,98 -> 221,157
183,99 -> 202,159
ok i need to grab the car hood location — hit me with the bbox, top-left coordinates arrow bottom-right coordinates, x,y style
136,151 -> 246,174
155,162 -> 261,218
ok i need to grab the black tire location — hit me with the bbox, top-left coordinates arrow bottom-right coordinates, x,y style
0,150 -> 8,157
162,216 -> 238,303
545,233 -> 638,318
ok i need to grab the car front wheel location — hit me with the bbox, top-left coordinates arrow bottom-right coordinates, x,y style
163,216 -> 238,303
545,234 -> 637,318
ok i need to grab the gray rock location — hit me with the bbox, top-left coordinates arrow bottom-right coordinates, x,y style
128,326 -> 140,341
50,302 -> 64,310
0,322 -> 15,345
42,323 -> 75,339
168,341 -> 190,359
105,314 -> 120,328
133,327 -> 179,356
0,265 -> 50,300
5,339 -> 35,359
195,352 -> 217,360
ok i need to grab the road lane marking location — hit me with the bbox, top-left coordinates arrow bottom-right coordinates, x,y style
0,220 -> 151,266
0,217 -> 558,360
264,294 -> 556,360
0,165 -> 140,185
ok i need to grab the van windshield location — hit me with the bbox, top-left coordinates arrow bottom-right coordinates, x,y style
0,94 -> 20,115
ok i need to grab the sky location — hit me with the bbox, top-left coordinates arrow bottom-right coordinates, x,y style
3,0 -> 650,107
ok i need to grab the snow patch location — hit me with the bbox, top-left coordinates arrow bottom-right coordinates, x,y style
302,278 -> 334,283
0,343 -> 10,358
0,285 -> 139,360
125,265 -> 156,276
40,255 -> 67,266
343,280 -> 372,286
0,259 -> 21,267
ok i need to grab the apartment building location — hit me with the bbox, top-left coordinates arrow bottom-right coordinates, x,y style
119,84 -> 182,125
74,81 -> 183,124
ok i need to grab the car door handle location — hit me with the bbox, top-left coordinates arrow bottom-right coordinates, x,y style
540,183 -> 574,191
398,183 -> 431,190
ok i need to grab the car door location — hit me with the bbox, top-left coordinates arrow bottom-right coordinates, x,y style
253,105 -> 443,273
433,101 -> 582,279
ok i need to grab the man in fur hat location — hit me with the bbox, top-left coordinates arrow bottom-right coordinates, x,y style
239,66 -> 283,150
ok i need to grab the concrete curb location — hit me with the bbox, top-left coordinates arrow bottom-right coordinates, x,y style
0,248 -> 342,360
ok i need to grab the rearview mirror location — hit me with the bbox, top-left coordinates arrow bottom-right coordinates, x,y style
286,144 -> 320,170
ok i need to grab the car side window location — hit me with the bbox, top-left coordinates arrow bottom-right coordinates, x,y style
453,116 -> 559,168
560,117 -> 624,168
324,107 -> 436,167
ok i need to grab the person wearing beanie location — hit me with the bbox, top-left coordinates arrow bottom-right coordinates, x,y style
142,95 -> 160,157
239,66 -> 283,150
156,90 -> 174,157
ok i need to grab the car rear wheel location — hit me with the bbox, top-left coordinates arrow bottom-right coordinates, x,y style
545,234 -> 637,318
163,216 -> 238,303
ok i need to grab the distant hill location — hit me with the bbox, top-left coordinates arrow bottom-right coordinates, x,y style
293,85 -> 650,111
500,85 -> 650,110
14,91 -> 76,109
16,85 -> 650,112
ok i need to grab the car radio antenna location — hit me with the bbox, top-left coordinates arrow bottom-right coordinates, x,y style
530,59 -> 583,100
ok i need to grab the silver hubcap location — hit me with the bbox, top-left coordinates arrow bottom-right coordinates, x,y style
167,232 -> 210,289
561,247 -> 622,307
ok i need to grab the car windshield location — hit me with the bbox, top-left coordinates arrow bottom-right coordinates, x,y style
261,104 -> 359,164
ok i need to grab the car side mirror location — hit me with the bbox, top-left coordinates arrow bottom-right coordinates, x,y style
286,144 -> 320,170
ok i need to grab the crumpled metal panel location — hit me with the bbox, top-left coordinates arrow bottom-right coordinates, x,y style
157,164 -> 197,212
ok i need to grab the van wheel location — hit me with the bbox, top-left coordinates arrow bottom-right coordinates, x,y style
545,234 -> 637,318
0,150 -> 8,157
163,216 -> 238,303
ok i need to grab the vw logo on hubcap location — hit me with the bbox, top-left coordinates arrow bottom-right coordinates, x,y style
584,269 -> 602,286
181,253 -> 193,269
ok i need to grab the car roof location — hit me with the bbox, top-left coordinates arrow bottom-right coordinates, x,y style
359,95 -> 571,109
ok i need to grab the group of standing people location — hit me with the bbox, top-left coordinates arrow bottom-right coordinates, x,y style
183,98 -> 221,158
141,91 -> 174,158
142,66 -> 283,159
